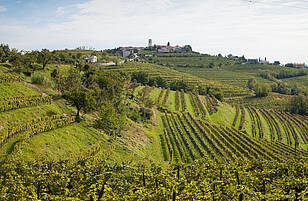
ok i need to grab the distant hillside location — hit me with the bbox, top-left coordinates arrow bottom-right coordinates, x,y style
103,61 -> 253,99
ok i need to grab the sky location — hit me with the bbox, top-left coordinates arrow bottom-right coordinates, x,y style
0,0 -> 308,64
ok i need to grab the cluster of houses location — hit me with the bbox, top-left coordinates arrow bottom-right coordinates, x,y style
118,39 -> 189,58
246,58 -> 306,68
84,43 -> 307,69
246,58 -> 271,65
120,46 -> 142,59
147,39 -> 188,53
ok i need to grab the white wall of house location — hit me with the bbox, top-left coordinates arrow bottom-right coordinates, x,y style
86,55 -> 97,63
123,50 -> 131,58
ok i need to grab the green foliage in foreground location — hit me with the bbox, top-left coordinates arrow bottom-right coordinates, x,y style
0,157 -> 307,200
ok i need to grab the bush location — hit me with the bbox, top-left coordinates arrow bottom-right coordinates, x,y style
31,71 -> 55,87
248,79 -> 271,97
254,83 -> 271,97
96,102 -> 126,136
208,87 -> 224,101
286,94 -> 308,115
31,71 -> 45,84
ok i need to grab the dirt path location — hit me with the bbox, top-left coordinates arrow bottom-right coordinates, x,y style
20,81 -> 71,116
21,81 -> 49,97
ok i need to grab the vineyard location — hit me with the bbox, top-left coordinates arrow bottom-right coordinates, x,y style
161,112 -> 307,163
0,73 -> 21,83
232,106 -> 308,148
0,156 -> 306,200
0,115 -> 76,146
0,56 -> 307,200
136,86 -> 308,159
0,95 -> 52,112
0,73 -> 106,161
137,86 -> 220,117
103,62 -> 253,98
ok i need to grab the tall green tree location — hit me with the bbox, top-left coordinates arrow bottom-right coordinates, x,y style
57,67 -> 82,93
37,49 -> 52,70
254,83 -> 271,97
64,86 -> 96,120
0,44 -> 11,62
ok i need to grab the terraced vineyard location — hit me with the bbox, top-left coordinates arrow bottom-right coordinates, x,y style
0,74 -> 104,161
103,62 -> 253,98
232,106 -> 308,148
137,86 -> 220,117
1,46 -> 307,200
136,86 -> 308,161
162,112 -> 307,162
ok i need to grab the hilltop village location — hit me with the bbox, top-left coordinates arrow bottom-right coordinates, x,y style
82,39 -> 307,69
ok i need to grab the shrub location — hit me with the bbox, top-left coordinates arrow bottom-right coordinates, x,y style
96,102 -> 126,136
286,94 -> 308,115
31,71 -> 45,84
31,71 -> 55,87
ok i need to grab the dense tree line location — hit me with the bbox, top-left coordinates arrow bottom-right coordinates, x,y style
0,44 -> 113,73
260,71 -> 307,95
260,68 -> 308,80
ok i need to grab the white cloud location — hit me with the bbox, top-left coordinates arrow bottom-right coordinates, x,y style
1,0 -> 308,63
56,7 -> 65,17
0,5 -> 7,12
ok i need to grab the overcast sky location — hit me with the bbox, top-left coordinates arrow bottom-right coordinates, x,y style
0,0 -> 308,64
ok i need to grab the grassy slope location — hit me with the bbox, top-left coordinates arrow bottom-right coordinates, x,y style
143,110 -> 166,162
149,88 -> 162,103
0,104 -> 63,125
209,104 -> 234,127
0,79 -> 171,163
15,121 -> 106,161
0,80 -> 142,162
167,90 -> 176,111
243,108 -> 253,136
0,82 -> 40,97
184,93 -> 195,116
258,111 -> 271,141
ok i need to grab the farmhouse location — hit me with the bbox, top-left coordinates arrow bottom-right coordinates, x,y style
123,50 -> 131,58
85,55 -> 97,63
